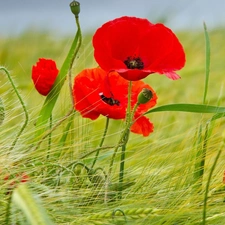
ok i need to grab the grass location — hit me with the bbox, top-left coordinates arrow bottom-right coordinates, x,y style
1,26 -> 225,224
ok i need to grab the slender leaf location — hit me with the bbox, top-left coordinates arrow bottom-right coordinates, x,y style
144,103 -> 225,115
35,24 -> 81,138
210,112 -> 225,122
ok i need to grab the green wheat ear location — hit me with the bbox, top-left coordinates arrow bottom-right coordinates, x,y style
0,97 -> 5,126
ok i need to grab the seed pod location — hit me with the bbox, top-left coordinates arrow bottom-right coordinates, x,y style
70,1 -> 80,17
137,88 -> 153,104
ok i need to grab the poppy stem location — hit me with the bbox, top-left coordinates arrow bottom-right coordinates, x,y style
68,15 -> 82,108
126,81 -> 133,124
0,67 -> 29,152
46,114 -> 52,160
91,117 -> 110,169
118,144 -> 126,199
105,82 -> 133,202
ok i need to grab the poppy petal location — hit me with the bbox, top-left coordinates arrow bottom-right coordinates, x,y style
73,67 -> 157,136
32,58 -> 59,96
131,115 -> 154,137
93,16 -> 185,81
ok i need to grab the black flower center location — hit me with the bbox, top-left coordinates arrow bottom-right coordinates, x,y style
124,56 -> 144,69
99,93 -> 120,106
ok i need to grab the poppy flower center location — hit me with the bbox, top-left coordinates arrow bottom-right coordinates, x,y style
99,93 -> 120,106
124,56 -> 144,69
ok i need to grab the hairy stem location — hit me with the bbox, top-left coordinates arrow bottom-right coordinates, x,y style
105,81 -> 132,202
91,117 -> 110,169
68,15 -> 82,107
0,67 -> 29,151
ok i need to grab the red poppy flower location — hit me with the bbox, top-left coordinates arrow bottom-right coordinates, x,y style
32,58 -> 59,96
93,16 -> 185,81
73,68 -> 157,136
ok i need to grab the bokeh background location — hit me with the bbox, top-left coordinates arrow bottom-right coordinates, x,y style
1,2 -> 225,224
0,0 -> 224,37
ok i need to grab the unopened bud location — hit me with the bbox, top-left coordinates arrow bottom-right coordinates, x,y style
137,88 -> 153,104
70,1 -> 80,18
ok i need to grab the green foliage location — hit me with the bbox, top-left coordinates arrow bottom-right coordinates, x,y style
1,27 -> 225,225
11,183 -> 55,225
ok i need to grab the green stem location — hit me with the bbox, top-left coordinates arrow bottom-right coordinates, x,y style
199,124 -> 209,179
47,114 -> 52,160
108,81 -> 132,177
0,67 -> 29,151
79,146 -> 115,159
91,117 -> 110,169
68,16 -> 82,107
193,125 -> 203,187
118,144 -> 126,199
202,145 -> 222,225
126,81 -> 132,123
58,112 -> 74,147
33,108 -> 74,151
193,123 -> 209,189
5,193 -> 12,225
105,81 -> 132,202
55,113 -> 74,159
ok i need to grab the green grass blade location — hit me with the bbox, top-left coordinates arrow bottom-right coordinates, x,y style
203,22 -> 211,104
35,25 -> 81,138
202,145 -> 222,224
12,184 -> 55,225
210,112 -> 225,121
144,103 -> 225,115
193,125 -> 203,186
0,67 -> 29,150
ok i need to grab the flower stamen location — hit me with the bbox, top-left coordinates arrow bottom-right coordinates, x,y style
99,92 -> 120,106
124,56 -> 144,69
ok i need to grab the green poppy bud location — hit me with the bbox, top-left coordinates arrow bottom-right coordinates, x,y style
70,1 -> 80,17
137,88 -> 153,104
0,98 -> 5,126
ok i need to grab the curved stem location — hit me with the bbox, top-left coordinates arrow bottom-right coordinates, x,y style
33,108 -> 74,151
0,67 -> 29,151
79,146 -> 115,159
47,114 -> 52,160
91,117 -> 110,169
68,15 -> 82,107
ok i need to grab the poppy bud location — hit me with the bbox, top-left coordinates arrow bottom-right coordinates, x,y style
0,97 -> 5,126
70,1 -> 80,17
137,88 -> 153,104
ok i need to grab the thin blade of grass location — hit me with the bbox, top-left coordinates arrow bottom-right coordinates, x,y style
35,25 -> 81,138
144,103 -> 225,115
203,22 -> 210,104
